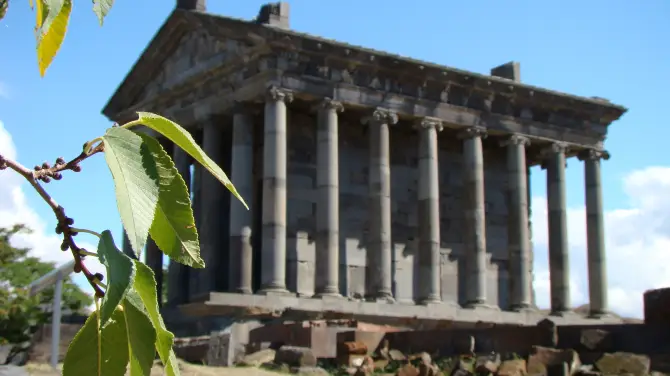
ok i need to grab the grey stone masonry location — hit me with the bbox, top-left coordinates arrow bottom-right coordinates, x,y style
414,117 -> 443,305
260,85 -> 293,295
362,108 -> 398,302
459,126 -> 489,308
169,146 -> 193,305
542,142 -> 571,314
229,103 -> 255,294
314,98 -> 344,297
500,135 -> 533,311
578,149 -> 610,317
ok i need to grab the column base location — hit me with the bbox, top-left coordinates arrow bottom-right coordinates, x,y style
417,296 -> 442,306
588,309 -> 613,319
548,309 -> 575,317
258,287 -> 291,296
234,288 -> 253,295
365,292 -> 395,304
463,301 -> 500,311
313,292 -> 343,300
510,303 -> 537,313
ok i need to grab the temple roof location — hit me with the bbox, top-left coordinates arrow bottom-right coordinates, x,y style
102,8 -> 627,123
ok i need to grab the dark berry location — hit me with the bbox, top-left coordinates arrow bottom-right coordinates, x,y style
73,264 -> 81,273
60,241 -> 69,251
53,173 -> 62,180
66,217 -> 74,225
71,231 -> 78,236
34,165 -> 40,171
42,176 -> 51,183
94,273 -> 104,282
55,224 -> 63,234
72,165 -> 82,172
56,157 -> 65,165
42,162 -> 50,169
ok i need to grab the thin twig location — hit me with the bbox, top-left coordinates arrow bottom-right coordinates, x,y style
0,152 -> 105,297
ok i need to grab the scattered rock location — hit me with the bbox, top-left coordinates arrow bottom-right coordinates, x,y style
546,362 -> 569,376
0,365 -> 28,376
527,346 -> 580,375
275,346 -> 317,368
375,358 -> 390,370
389,349 -> 407,361
476,352 -> 501,374
358,355 -> 375,375
292,366 -> 330,375
0,345 -> 11,365
397,363 -> 420,376
595,352 -> 650,376
580,329 -> 611,352
497,358 -> 527,376
536,319 -> 559,348
239,348 -> 276,367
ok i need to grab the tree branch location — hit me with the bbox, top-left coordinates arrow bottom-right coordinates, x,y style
0,152 -> 105,297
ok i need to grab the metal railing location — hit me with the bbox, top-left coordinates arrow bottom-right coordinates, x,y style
27,259 -> 76,369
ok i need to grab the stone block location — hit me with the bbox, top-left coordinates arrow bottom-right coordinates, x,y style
595,352 -> 650,376
274,345 -> 317,368
644,287 -> 670,324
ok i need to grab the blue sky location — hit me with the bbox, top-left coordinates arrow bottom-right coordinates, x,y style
0,0 -> 669,318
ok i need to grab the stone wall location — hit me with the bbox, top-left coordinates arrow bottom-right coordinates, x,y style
276,108 -> 524,308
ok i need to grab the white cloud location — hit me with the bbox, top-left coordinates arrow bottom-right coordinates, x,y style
0,120 -> 103,310
531,166 -> 670,319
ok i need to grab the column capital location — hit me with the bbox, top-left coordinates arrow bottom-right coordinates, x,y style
266,85 -> 294,103
458,126 -> 488,140
541,142 -> 569,156
500,134 -> 531,148
313,97 -> 344,113
413,117 -> 444,132
578,148 -> 610,161
361,107 -> 398,126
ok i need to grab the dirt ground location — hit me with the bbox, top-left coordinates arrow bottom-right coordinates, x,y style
23,361 -> 285,376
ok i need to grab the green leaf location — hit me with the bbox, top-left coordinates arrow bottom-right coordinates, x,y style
63,309 -> 129,376
0,0 -> 8,22
103,126 -> 160,258
36,0 -> 71,77
132,260 -> 181,376
135,112 -> 248,210
97,230 -> 135,327
92,0 -> 114,25
122,293 -> 157,376
136,133 -> 204,268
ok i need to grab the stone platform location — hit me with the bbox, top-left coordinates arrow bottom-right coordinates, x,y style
178,292 -> 623,328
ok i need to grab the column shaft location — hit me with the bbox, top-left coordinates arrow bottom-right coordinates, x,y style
315,99 -> 343,297
363,108 -> 398,302
145,239 -> 163,308
460,127 -> 488,307
169,146 -> 192,305
415,117 -> 443,304
579,149 -> 610,317
229,105 -> 255,294
260,85 -> 293,294
543,143 -> 570,314
189,163 -> 203,298
502,135 -> 533,310
200,122 -> 226,293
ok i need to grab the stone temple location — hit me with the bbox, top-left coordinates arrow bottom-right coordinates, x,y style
103,1 -> 627,333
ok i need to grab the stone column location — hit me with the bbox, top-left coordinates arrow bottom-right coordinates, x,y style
229,103 -> 255,294
189,162 -> 203,298
314,98 -> 344,298
415,117 -> 443,304
260,85 -> 293,295
145,239 -> 163,308
200,120 -> 226,293
459,126 -> 489,308
169,146 -> 192,305
542,142 -> 570,314
501,134 -> 533,311
362,108 -> 398,302
578,148 -> 610,317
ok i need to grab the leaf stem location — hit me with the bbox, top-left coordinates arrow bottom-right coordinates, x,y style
83,137 -> 103,155
71,228 -> 102,238
120,120 -> 142,129
79,249 -> 98,257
